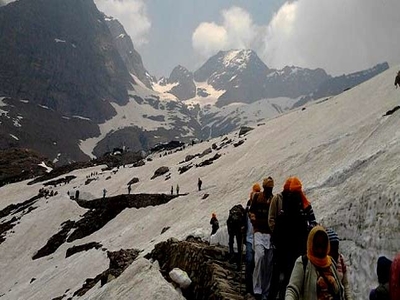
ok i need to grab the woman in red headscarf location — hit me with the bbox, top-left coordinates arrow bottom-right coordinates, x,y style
286,225 -> 345,300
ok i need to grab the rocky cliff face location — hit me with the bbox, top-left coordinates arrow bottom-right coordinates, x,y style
104,16 -> 153,89
167,66 -> 196,100
0,0 -> 132,122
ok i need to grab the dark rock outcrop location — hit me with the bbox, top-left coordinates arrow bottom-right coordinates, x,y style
150,140 -> 185,153
238,126 -> 253,137
384,105 -> 400,116
151,166 -> 169,180
73,248 -> 140,297
32,220 -> 75,260
0,194 -> 41,244
0,148 -> 54,187
196,153 -> 221,168
65,242 -> 103,258
32,193 -> 178,259
127,177 -> 139,185
146,238 -> 248,300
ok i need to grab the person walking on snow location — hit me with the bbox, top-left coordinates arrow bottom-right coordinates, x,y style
103,188 -> 107,199
176,184 -> 180,195
210,213 -> 219,235
370,256 -> 392,300
326,228 -> 353,300
268,176 -> 317,300
171,185 -> 173,195
249,177 -> 275,300
285,226 -> 345,300
245,182 -> 261,295
198,178 -> 202,191
395,71 -> 400,88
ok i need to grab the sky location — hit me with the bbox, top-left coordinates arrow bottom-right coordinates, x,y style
93,0 -> 400,79
1,65 -> 400,299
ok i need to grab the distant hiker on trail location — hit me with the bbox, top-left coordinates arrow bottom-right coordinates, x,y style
171,185 -> 173,195
326,228 -> 353,300
268,176 -> 317,300
227,203 -> 246,270
395,71 -> 400,88
285,226 -> 345,300
198,178 -> 202,191
245,182 -> 261,295
210,213 -> 219,235
103,188 -> 107,199
176,184 -> 180,195
390,253 -> 400,300
75,190 -> 80,200
370,256 -> 392,300
249,177 -> 275,300
128,184 -> 131,194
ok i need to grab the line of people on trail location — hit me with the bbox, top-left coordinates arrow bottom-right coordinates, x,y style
213,176 -> 355,300
211,176 -> 400,300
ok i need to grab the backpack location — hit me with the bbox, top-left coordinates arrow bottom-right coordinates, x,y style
274,192 -> 308,248
227,204 -> 245,233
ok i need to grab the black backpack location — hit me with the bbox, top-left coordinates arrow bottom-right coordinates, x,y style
227,204 -> 245,233
274,192 -> 308,247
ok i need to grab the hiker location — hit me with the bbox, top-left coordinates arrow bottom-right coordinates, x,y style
286,225 -> 345,300
390,253 -> 400,300
103,188 -> 107,199
176,184 -> 180,195
370,256 -> 392,300
395,71 -> 400,88
268,176 -> 317,300
128,184 -> 131,194
249,177 -> 275,300
198,178 -> 202,191
245,183 -> 261,295
326,228 -> 353,300
171,185 -> 173,195
75,190 -> 80,200
210,213 -> 219,235
227,203 -> 246,270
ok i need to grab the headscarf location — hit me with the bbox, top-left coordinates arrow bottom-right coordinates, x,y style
326,228 -> 339,244
250,183 -> 261,200
262,177 -> 274,188
307,225 -> 332,269
390,253 -> 400,300
377,256 -> 392,284
283,176 -> 311,209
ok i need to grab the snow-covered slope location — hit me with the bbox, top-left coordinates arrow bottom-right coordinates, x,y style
1,66 -> 400,299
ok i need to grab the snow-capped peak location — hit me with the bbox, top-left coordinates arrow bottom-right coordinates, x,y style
221,49 -> 254,69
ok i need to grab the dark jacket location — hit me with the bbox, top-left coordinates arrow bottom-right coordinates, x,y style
210,217 -> 219,235
249,192 -> 273,234
395,73 -> 400,87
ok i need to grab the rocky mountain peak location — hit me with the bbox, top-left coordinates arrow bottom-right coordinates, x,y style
169,65 -> 193,84
167,65 -> 196,100
0,0 -> 132,122
104,14 -> 153,89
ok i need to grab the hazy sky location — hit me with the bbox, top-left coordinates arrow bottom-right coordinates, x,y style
4,0 -> 399,78
93,0 -> 400,78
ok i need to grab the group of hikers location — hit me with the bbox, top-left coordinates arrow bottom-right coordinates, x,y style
209,176 -> 400,300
